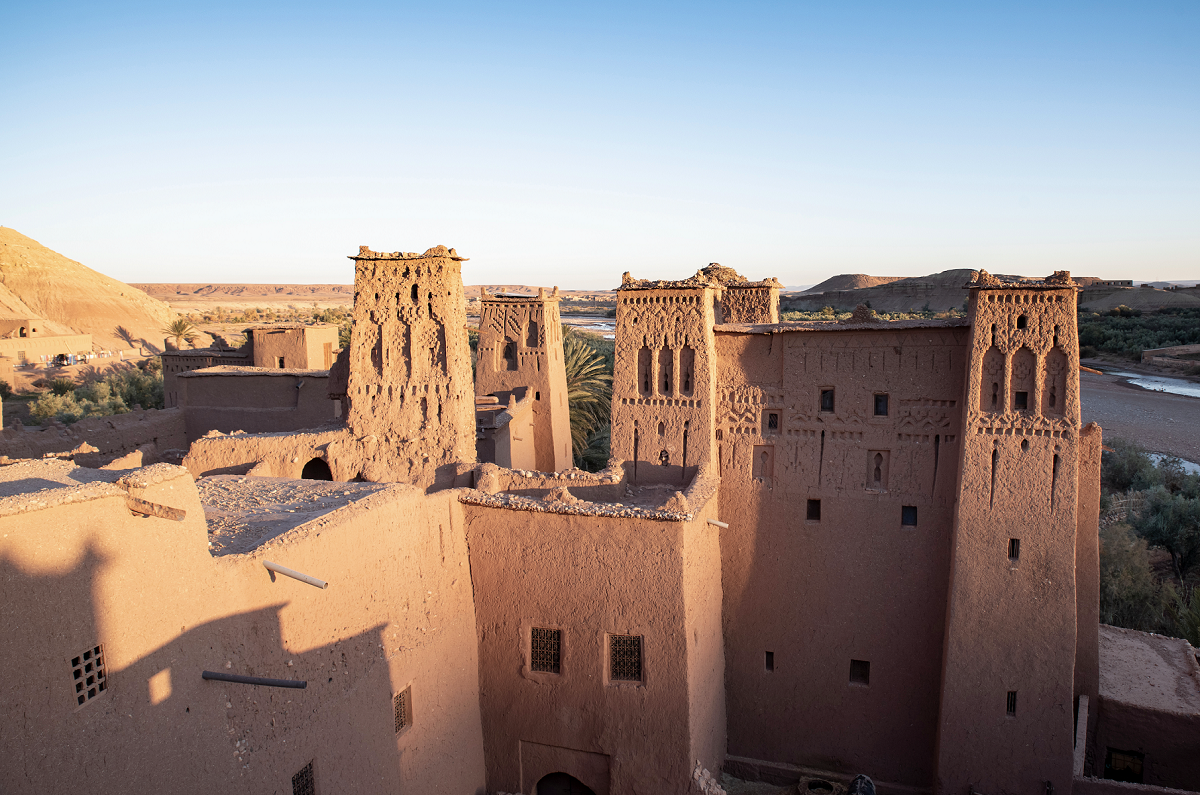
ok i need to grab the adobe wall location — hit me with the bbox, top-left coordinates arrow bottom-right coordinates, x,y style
713,322 -> 969,787
1077,422 -> 1103,750
937,280 -> 1083,794
250,325 -> 339,370
346,246 -> 475,490
0,332 -> 93,361
462,497 -> 725,794
0,406 -> 186,464
0,461 -> 486,794
162,350 -> 249,408
612,287 -> 718,486
178,368 -> 339,442
721,285 -> 779,324
476,294 -> 572,471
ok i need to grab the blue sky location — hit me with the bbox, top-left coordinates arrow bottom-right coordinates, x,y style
2,2 -> 1197,288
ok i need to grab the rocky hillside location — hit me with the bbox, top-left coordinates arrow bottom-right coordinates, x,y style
797,274 -> 905,295
783,269 -> 979,313
0,228 -> 176,351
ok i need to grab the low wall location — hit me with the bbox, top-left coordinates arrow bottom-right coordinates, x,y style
0,407 -> 186,465
1141,344 -> 1200,364
179,369 -> 339,442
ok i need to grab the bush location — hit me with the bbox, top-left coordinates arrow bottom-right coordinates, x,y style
1132,486 -> 1200,582
0,380 -> 11,399
1101,439 -> 1161,493
49,377 -> 76,395
1099,523 -> 1171,632
29,368 -> 164,425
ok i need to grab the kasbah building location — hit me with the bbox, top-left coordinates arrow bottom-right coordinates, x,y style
2,245 -> 1198,795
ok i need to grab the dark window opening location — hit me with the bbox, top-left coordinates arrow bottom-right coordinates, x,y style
393,686 -> 412,733
820,389 -> 835,412
901,505 -> 918,526
806,499 -> 821,521
411,284 -> 419,304
1021,438 -> 1030,451
873,453 -> 884,487
658,421 -> 665,436
874,393 -> 889,416
659,449 -> 670,466
503,340 -> 518,371
1014,391 -> 1029,410
610,635 -> 642,682
535,391 -> 541,400
991,382 -> 999,409
531,627 -> 561,674
1104,748 -> 1144,784
765,651 -> 775,672
1016,314 -> 1028,329
1009,538 -> 1020,562
538,773 -> 597,795
849,659 -> 870,686
1006,690 -> 1017,716
301,458 -> 332,480
292,761 -> 316,795
766,412 -> 779,434
71,644 -> 107,707
277,357 -> 286,368
1049,388 -> 1056,408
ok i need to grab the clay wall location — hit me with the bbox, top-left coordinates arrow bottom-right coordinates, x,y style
713,322 -> 969,787
0,406 -> 186,463
0,318 -> 46,337
162,350 -> 249,408
937,285 -> 1083,794
612,287 -> 718,486
1077,423 -> 1103,747
0,462 -> 486,794
475,392 -> 537,471
249,325 -> 339,370
463,498 -> 725,794
476,295 -> 572,471
1092,700 -> 1200,792
0,332 -> 93,362
721,285 -> 779,324
178,369 -> 338,442
345,246 -> 475,490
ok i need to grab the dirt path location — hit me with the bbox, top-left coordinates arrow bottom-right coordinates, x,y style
1080,370 -> 1200,463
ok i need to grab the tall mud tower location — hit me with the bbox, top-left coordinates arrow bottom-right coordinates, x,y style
475,290 -> 572,472
611,265 -> 778,486
344,246 -> 475,489
936,271 -> 1097,794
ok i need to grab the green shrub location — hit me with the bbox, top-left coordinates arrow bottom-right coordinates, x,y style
49,377 -> 76,395
1099,523 -> 1171,632
0,380 -> 12,399
29,368 -> 164,425
1101,438 -> 1161,493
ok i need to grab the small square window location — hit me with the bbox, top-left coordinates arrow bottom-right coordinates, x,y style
1105,748 -> 1144,783
393,687 -> 412,733
292,760 -> 316,795
1009,538 -> 1020,562
1006,690 -> 1017,716
531,627 -> 561,674
1014,391 -> 1028,410
849,659 -> 870,686
765,651 -> 775,672
610,635 -> 642,682
820,389 -> 835,413
901,505 -> 918,526
806,499 -> 821,521
874,393 -> 889,416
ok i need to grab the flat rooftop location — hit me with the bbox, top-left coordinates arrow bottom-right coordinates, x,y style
1098,624 -> 1200,715
198,475 -> 389,556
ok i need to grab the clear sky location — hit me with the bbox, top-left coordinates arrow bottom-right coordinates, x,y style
2,1 -> 1197,288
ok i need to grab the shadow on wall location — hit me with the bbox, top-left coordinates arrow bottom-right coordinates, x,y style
0,549 -> 421,794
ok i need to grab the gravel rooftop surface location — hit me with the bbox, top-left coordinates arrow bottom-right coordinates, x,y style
198,475 -> 388,556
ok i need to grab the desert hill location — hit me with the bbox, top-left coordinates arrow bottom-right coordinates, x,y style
0,228 -> 176,351
797,274 -> 905,295
783,269 -> 979,313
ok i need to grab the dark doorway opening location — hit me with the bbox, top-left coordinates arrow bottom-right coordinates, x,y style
537,772 -> 596,795
301,458 -> 332,480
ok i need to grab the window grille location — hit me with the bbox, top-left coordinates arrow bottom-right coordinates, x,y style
767,412 -> 779,431
1009,538 -> 1020,561
849,659 -> 870,686
820,389 -> 835,412
610,635 -> 642,682
531,628 -> 561,674
71,645 -> 107,707
393,687 -> 412,734
292,761 -> 315,795
874,393 -> 889,416
1006,690 -> 1017,716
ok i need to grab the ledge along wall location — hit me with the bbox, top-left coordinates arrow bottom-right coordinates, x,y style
463,499 -> 726,795
713,322 -> 969,787
0,463 -> 485,794
936,284 -> 1084,794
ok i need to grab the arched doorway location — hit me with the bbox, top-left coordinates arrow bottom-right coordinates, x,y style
537,772 -> 595,795
300,458 -> 332,480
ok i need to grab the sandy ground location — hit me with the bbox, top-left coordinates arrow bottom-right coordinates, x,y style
1080,369 -> 1200,463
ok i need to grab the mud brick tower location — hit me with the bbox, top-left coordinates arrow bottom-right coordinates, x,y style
343,245 -> 475,488
936,270 -> 1097,793
475,289 -> 572,472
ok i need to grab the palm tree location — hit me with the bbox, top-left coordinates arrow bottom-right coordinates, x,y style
562,328 -> 613,469
161,318 -> 199,350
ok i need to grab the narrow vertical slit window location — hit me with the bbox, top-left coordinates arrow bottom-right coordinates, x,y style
806,499 -> 821,521
1009,538 -> 1020,562
874,393 -> 889,416
765,651 -> 775,672
1006,690 -> 1017,716
820,388 -> 835,413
